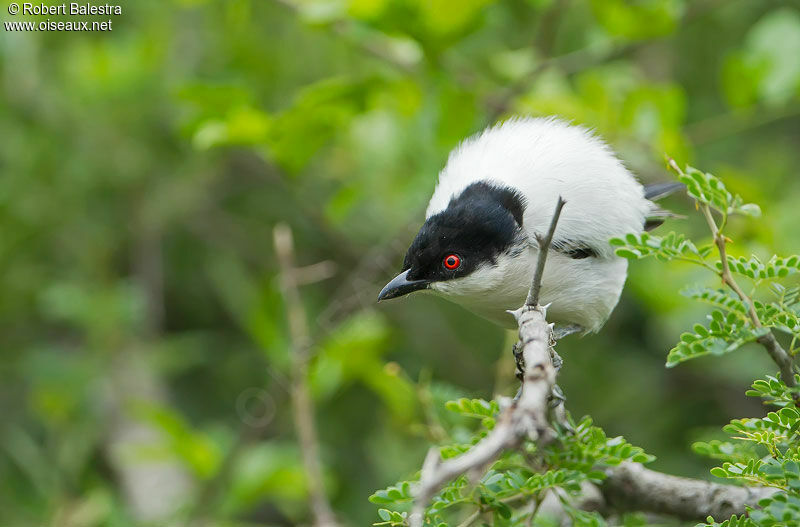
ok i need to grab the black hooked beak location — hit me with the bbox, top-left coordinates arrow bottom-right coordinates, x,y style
377,269 -> 430,301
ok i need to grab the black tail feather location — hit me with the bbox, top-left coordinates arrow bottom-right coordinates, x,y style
644,218 -> 667,231
643,183 -> 686,231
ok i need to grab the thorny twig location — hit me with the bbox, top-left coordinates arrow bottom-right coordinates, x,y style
527,197 -> 567,307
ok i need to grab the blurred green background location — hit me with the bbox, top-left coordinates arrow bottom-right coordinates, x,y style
2,0 -> 800,525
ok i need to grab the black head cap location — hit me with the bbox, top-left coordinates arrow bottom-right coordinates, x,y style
378,182 -> 526,301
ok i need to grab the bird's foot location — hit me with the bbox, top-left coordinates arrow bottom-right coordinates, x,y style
512,341 -> 524,382
548,384 -> 574,434
548,384 -> 566,407
550,348 -> 563,372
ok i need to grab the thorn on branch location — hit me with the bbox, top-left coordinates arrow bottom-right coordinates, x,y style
526,197 -> 566,307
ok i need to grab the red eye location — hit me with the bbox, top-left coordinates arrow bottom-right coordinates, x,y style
443,254 -> 461,270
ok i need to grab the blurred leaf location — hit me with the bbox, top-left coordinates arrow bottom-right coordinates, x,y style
206,254 -> 290,371
722,9 -> 800,107
267,76 -> 383,173
667,311 -> 768,367
223,442 -> 308,515
311,311 -> 418,420
589,0 -> 684,40
130,402 -> 222,478
193,106 -> 272,149
417,0 -> 495,40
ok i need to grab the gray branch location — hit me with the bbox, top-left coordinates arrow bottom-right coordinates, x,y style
603,461 -> 778,521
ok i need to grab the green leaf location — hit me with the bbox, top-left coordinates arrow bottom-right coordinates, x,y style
369,481 -> 414,505
697,514 -> 756,527
722,9 -> 800,107
615,248 -> 642,260
681,286 -> 747,315
667,310 -> 767,367
373,508 -> 409,526
611,231 -> 706,264
444,398 -> 500,420
693,440 -> 758,464
722,255 -> 800,282
747,375 -> 800,407
673,164 -> 761,218
543,415 -> 654,472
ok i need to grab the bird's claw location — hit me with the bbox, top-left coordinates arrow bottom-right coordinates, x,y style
512,341 -> 524,381
548,384 -> 574,434
549,384 -> 566,406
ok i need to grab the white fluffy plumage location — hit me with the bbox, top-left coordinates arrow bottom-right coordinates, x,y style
425,117 -> 653,331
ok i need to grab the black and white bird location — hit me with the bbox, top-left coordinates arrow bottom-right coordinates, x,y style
378,117 -> 680,334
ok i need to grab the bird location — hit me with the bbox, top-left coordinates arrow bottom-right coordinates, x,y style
377,116 -> 681,335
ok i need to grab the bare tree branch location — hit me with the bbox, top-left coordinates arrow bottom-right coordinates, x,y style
603,461 -> 778,520
274,223 -> 340,527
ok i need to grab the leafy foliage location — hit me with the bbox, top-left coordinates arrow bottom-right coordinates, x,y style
722,255 -> 800,282
371,402 -> 652,525
609,231 -> 713,263
375,508 -> 410,526
747,375 -> 800,408
682,286 -> 747,314
701,514 -> 755,527
566,162 -> 800,525
612,163 -> 800,368
675,166 -> 761,219
370,481 -> 414,505
444,397 -> 501,430
667,310 -> 768,367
